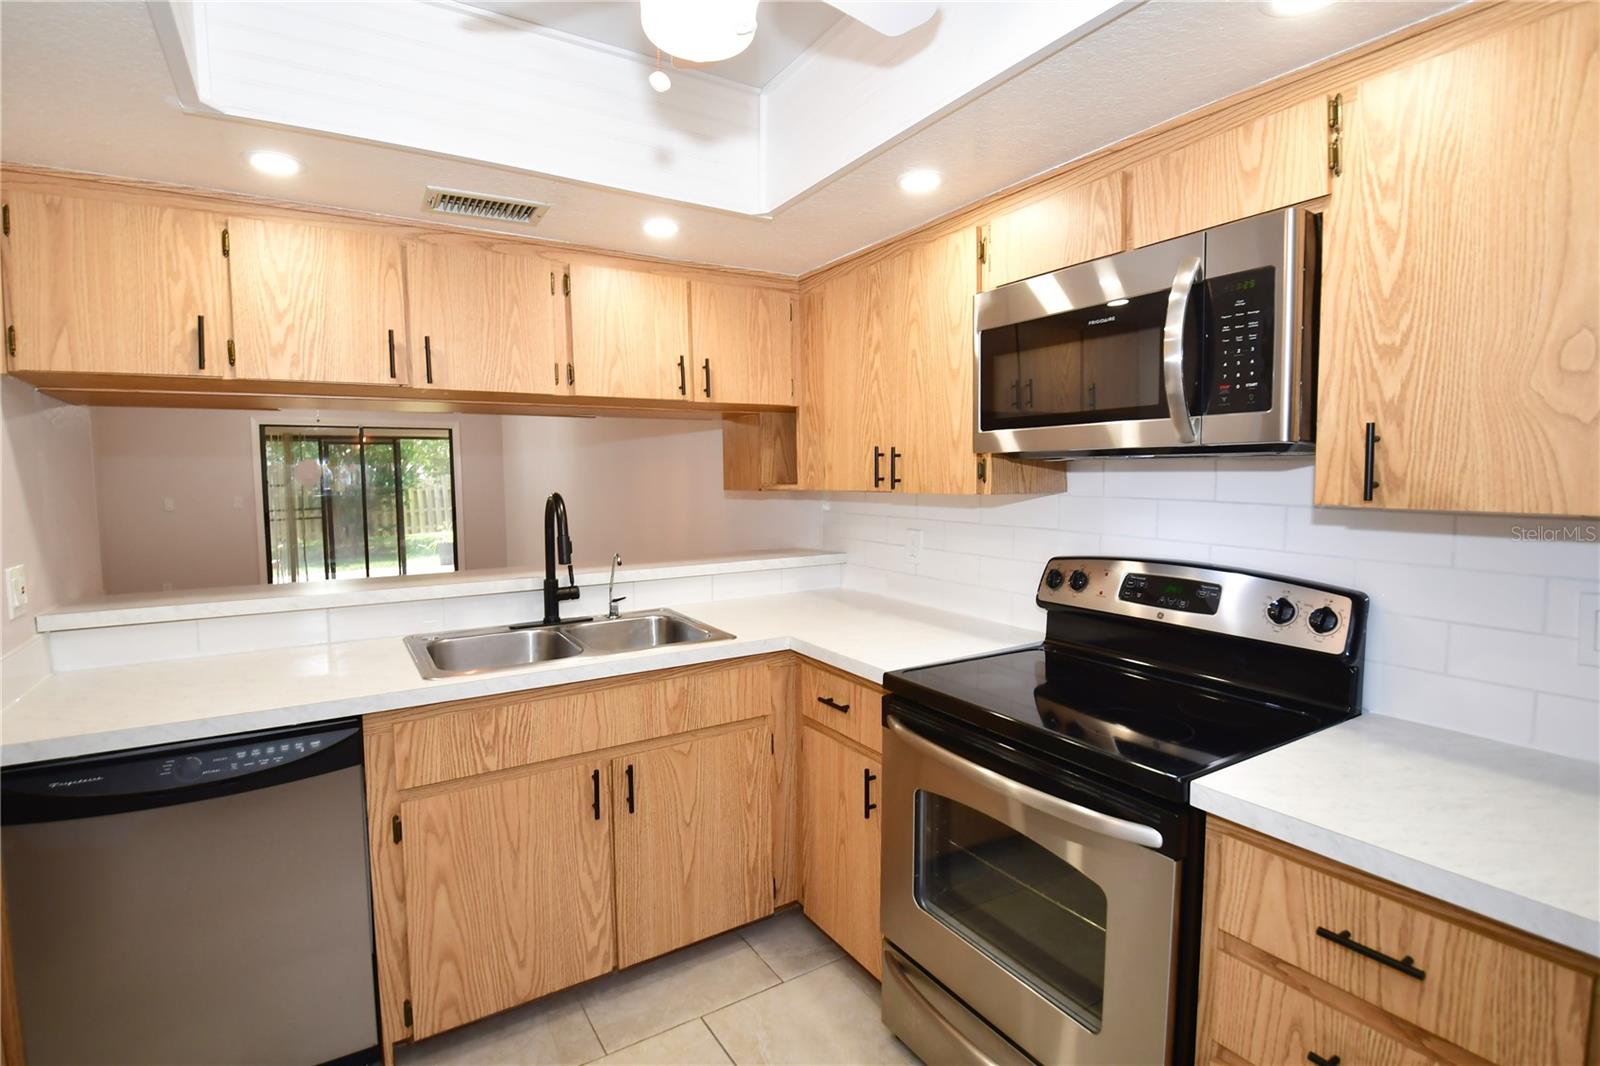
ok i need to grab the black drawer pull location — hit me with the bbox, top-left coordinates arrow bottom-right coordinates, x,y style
816,695 -> 850,714
889,447 -> 903,489
423,335 -> 433,384
1306,1053 -> 1340,1066
625,763 -> 635,814
677,354 -> 687,395
387,329 -> 397,379
872,446 -> 885,488
702,357 -> 711,398
197,314 -> 205,370
590,768 -> 601,820
1362,422 -> 1381,501
1315,927 -> 1425,980
863,768 -> 878,820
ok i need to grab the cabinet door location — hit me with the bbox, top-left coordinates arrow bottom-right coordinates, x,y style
403,238 -> 569,395
568,261 -> 688,400
401,759 -> 614,1038
611,723 -> 773,968
800,725 -> 881,978
1315,6 -> 1598,516
894,227 -> 980,495
1125,97 -> 1330,248
229,216 -> 408,385
806,262 -> 895,491
1,188 -> 229,377
982,176 -> 1124,289
689,280 -> 793,405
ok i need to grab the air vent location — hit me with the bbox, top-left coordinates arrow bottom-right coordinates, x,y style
423,186 -> 549,226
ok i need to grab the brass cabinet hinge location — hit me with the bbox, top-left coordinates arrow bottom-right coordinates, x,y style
221,227 -> 230,257
562,271 -> 571,297
1327,93 -> 1344,177
977,231 -> 988,265
550,270 -> 556,295
391,813 -> 402,844
566,362 -> 574,386
2,204 -> 9,237
402,1000 -> 413,1029
6,326 -> 14,359
226,338 -> 236,367
976,456 -> 987,483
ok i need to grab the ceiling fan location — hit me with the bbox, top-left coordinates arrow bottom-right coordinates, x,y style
640,0 -> 937,64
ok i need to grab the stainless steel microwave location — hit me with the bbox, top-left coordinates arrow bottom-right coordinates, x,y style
973,205 -> 1320,458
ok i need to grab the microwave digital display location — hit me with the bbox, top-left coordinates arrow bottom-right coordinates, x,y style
1204,266 -> 1275,415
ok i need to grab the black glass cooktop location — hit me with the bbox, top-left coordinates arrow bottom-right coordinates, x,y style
886,645 -> 1338,803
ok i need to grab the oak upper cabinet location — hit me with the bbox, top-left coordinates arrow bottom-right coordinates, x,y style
228,216 -> 409,386
1315,5 -> 1599,517
688,280 -> 794,406
800,724 -> 881,978
0,187 -> 230,377
611,724 -> 773,968
402,237 -> 570,396
801,257 -> 894,491
1124,96 -> 1331,249
894,226 -> 981,495
400,758 -> 615,1039
567,260 -> 689,400
980,174 -> 1125,290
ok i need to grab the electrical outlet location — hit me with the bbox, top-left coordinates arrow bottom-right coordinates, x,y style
162,497 -> 176,513
5,564 -> 28,620
1577,592 -> 1599,667
907,528 -> 924,559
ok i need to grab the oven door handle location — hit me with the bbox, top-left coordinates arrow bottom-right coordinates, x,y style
1161,254 -> 1202,445
887,716 -> 1164,850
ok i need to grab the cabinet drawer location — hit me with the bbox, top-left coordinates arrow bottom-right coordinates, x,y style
1208,827 -> 1595,1065
392,658 -> 783,789
1211,952 -> 1438,1066
798,660 -> 883,753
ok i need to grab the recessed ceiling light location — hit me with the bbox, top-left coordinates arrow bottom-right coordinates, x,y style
898,169 -> 942,195
648,68 -> 672,93
1106,298 -> 1130,307
643,217 -> 679,239
247,150 -> 301,177
1266,0 -> 1334,16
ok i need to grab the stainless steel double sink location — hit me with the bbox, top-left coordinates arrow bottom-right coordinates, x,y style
404,609 -> 734,679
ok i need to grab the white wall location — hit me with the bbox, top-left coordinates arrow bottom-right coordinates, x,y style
500,416 -> 824,569
0,378 -> 104,655
824,458 -> 1600,763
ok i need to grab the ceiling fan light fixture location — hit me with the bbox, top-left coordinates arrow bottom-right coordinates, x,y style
640,0 -> 759,64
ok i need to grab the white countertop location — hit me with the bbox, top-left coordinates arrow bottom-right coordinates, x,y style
1193,714 -> 1600,957
0,589 -> 1037,766
34,550 -> 847,631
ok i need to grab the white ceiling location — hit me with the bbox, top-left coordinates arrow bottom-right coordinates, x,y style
0,1 -> 1460,276
462,1 -> 846,88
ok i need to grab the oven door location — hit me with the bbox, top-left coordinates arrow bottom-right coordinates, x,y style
973,232 -> 1205,456
882,712 -> 1179,1066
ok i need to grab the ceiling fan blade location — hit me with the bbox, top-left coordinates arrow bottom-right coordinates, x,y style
825,2 -> 939,37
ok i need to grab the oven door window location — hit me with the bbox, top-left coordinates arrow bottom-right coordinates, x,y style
978,289 -> 1174,432
913,790 -> 1107,1033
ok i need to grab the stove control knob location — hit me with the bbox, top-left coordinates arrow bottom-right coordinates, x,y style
1265,597 -> 1296,626
174,756 -> 204,782
1044,568 -> 1065,591
1067,569 -> 1090,592
1308,606 -> 1340,635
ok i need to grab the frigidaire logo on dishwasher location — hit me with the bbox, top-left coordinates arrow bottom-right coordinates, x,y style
48,775 -> 104,789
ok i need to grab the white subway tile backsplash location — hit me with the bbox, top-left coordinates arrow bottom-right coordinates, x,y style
1099,535 -> 1213,564
914,495 -> 983,522
1362,664 -> 1537,747
1102,459 -> 1216,500
915,548 -> 983,586
978,493 -> 1060,529
1546,578 -> 1600,638
1353,560 -> 1545,632
1011,528 -> 1101,564
327,601 -> 446,642
1062,460 -> 1105,496
712,569 -> 786,601
848,538 -> 914,574
781,564 -> 843,592
922,521 -> 1014,558
979,555 -> 1044,592
441,592 -> 541,629
1363,609 -> 1449,673
1062,496 -> 1159,537
1453,517 -> 1600,577
628,576 -> 716,610
1206,546 -> 1358,586
1446,624 -> 1600,700
1158,501 -> 1286,550
1214,458 -> 1315,504
50,620 -> 201,672
1532,693 -> 1600,763
197,610 -> 330,656
1284,507 -> 1456,564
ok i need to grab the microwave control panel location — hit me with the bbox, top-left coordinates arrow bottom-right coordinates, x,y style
1204,266 -> 1275,414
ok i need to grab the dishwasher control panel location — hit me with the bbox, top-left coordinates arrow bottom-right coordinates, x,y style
3,725 -> 359,798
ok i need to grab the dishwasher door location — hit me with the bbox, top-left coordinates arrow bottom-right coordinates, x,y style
2,720 -> 378,1066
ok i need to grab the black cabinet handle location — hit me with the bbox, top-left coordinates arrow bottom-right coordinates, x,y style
890,447 -> 903,489
1025,378 -> 1034,408
817,695 -> 850,714
625,764 -> 635,814
424,335 -> 433,385
387,329 -> 397,379
555,361 -> 560,387
872,446 -> 885,488
702,357 -> 711,398
1315,927 -> 1425,980
591,768 -> 601,820
1010,379 -> 1020,410
197,314 -> 205,370
567,362 -> 574,386
677,355 -> 687,396
863,768 -> 878,819
1306,1054 -> 1340,1066
1362,422 -> 1381,501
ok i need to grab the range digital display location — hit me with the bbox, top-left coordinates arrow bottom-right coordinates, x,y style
1118,573 -> 1223,615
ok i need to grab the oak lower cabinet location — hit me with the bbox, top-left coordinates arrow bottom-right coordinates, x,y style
799,722 -> 882,980
0,184 -> 231,378
364,656 -> 789,1063
1197,819 -> 1600,1066
401,759 -> 615,1039
1314,4 -> 1599,517
612,725 -> 773,968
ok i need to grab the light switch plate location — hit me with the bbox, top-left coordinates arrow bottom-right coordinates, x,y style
5,564 -> 28,620
1578,592 -> 1599,667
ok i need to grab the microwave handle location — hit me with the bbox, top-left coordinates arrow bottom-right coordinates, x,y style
886,716 -> 1164,849
1161,255 -> 1202,445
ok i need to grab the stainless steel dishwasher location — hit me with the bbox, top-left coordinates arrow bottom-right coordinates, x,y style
1,719 -> 379,1065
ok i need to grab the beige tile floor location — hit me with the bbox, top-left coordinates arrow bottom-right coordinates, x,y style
396,910 -> 920,1066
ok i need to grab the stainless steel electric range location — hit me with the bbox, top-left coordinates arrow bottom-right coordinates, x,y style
879,557 -> 1367,1066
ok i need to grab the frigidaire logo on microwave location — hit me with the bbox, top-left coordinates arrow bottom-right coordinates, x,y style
47,775 -> 105,789
1086,315 -> 1116,326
